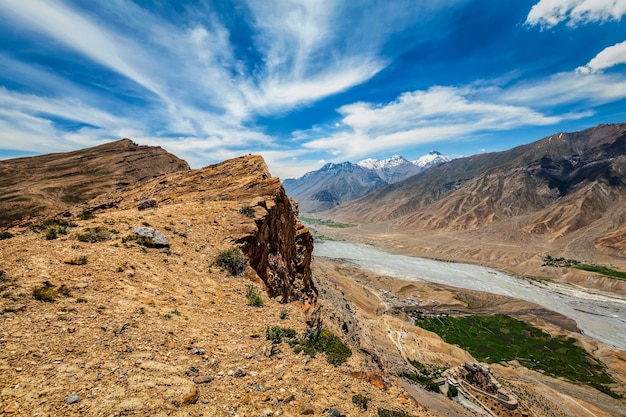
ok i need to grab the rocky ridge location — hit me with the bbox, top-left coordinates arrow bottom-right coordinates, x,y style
0,139 -> 190,227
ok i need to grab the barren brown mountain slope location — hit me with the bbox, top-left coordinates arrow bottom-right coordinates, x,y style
0,154 -> 433,417
0,139 -> 189,227
323,123 -> 626,287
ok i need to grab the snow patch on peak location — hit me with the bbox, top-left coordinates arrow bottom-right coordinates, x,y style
356,158 -> 379,170
412,151 -> 451,168
357,155 -> 410,170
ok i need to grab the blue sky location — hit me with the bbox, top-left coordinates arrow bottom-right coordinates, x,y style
0,0 -> 625,178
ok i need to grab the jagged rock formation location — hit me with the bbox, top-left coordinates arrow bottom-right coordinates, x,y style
0,139 -> 190,227
235,190 -> 316,308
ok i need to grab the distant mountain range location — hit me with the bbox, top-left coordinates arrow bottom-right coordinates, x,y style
283,151 -> 450,212
328,123 -> 626,258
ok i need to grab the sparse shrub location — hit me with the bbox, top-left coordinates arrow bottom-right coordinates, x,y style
121,235 -> 135,243
65,256 -> 87,265
0,270 -> 6,281
171,309 -> 181,316
45,227 -> 58,240
447,385 -> 458,397
163,313 -> 172,319
76,298 -> 87,303
291,328 -> 352,366
141,221 -> 151,227
77,210 -> 95,220
31,218 -> 76,232
216,247 -> 247,276
32,282 -> 57,302
138,307 -> 145,314
266,326 -> 297,344
246,285 -> 264,307
352,394 -> 370,410
77,226 -> 111,243
0,231 -> 14,240
279,308 -> 289,320
239,205 -> 256,218
122,234 -> 158,248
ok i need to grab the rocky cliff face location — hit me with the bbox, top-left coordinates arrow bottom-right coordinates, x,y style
236,186 -> 316,308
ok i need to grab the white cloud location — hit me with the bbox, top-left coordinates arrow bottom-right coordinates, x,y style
301,86 -> 586,159
526,0 -> 626,28
0,0 -> 390,157
500,71 -> 626,106
576,40 -> 626,73
0,0 -> 163,97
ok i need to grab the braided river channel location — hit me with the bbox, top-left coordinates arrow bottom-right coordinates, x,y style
314,239 -> 626,351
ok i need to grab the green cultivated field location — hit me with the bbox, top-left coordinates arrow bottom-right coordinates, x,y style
416,314 -> 619,398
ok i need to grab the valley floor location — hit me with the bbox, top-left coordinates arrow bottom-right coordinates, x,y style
310,225 -> 626,417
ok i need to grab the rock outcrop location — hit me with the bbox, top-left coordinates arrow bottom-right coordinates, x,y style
63,153 -> 317,308
236,189 -> 316,307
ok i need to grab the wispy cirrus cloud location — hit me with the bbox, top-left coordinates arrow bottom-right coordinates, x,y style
526,0 -> 626,28
301,85 -> 589,159
0,0 -> 391,157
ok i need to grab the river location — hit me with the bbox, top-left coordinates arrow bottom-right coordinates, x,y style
314,239 -> 626,351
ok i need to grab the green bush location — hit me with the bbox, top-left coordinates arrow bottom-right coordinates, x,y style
30,219 -> 77,234
246,285 -> 264,307
77,227 -> 111,243
216,247 -> 248,276
266,326 -> 297,344
447,385 -> 458,397
377,410 -> 415,417
239,205 -> 256,218
65,256 -> 87,265
122,234 -> 157,248
352,394 -> 370,410
291,328 -> 352,366
77,210 -> 95,220
32,282 -> 57,302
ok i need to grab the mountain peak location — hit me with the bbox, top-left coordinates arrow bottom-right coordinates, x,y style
357,155 -> 410,170
412,151 -> 451,168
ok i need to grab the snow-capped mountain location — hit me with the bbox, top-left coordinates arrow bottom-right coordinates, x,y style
284,151 -> 450,213
412,151 -> 451,168
357,154 -> 409,170
357,155 -> 421,184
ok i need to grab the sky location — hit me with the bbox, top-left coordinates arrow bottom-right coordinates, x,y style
0,0 -> 625,179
